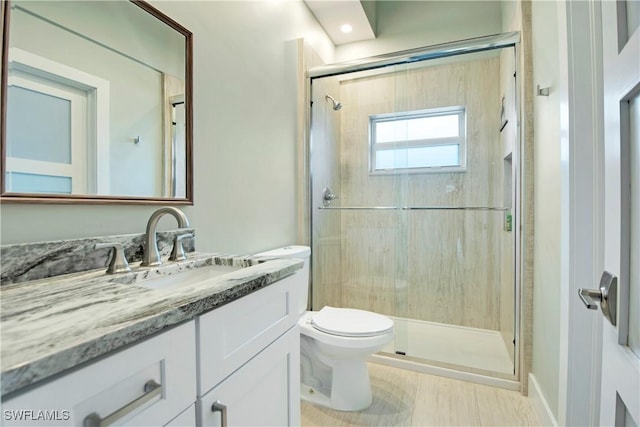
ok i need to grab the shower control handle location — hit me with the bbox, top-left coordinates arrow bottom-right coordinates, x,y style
578,271 -> 617,326
322,187 -> 338,207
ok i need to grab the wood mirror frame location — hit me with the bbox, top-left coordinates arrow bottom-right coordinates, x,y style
0,0 -> 193,205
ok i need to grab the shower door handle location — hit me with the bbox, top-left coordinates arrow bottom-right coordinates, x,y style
578,271 -> 617,326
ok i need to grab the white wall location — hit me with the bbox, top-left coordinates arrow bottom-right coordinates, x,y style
335,1 -> 503,62
13,1 -> 185,78
0,1 -> 334,254
530,0 -> 561,420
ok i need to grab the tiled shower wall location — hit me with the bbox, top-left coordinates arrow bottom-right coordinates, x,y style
313,53 -> 515,337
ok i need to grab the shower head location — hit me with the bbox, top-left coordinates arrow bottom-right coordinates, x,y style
325,94 -> 342,111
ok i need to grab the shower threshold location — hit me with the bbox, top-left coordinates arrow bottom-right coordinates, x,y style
381,317 -> 514,375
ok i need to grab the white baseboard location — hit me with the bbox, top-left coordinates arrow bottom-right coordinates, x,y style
528,373 -> 558,426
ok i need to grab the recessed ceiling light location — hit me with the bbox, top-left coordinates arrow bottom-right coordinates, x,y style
340,24 -> 353,33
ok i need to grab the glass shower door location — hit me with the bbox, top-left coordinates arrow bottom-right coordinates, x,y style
309,43 -> 518,379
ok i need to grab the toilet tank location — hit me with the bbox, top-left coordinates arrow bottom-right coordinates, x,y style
254,245 -> 311,315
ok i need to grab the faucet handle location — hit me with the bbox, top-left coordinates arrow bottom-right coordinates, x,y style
95,243 -> 132,274
169,233 -> 194,262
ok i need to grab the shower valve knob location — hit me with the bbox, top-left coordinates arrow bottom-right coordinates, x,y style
322,187 -> 338,207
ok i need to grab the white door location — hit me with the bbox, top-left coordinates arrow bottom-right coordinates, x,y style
6,70 -> 88,194
5,48 -> 111,196
599,1 -> 640,425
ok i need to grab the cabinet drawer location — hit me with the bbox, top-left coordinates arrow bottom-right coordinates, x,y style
2,321 -> 196,427
198,274 -> 297,395
198,327 -> 300,427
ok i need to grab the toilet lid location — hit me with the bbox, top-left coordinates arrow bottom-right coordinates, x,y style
311,306 -> 394,337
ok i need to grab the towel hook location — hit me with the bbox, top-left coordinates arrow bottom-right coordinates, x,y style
537,85 -> 550,96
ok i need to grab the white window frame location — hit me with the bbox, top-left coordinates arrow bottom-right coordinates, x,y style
369,106 -> 467,174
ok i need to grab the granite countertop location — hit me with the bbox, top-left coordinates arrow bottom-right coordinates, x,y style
0,253 -> 303,397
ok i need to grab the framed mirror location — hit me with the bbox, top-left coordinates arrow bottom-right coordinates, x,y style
0,0 -> 193,204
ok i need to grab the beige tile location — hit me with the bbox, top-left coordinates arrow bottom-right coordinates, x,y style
411,373 -> 482,427
474,382 -> 540,427
301,363 -> 419,427
301,363 -> 541,427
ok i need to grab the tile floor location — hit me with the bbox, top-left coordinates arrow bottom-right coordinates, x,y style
301,363 -> 540,427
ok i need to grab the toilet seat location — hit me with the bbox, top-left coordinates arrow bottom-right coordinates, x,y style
311,306 -> 393,337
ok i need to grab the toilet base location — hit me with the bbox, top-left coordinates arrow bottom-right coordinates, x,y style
301,359 -> 373,411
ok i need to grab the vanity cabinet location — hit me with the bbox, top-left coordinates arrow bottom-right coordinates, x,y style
196,274 -> 300,426
1,321 -> 197,427
166,404 -> 197,426
1,271 -> 301,427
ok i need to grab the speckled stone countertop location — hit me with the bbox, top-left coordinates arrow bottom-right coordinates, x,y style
0,253 -> 303,397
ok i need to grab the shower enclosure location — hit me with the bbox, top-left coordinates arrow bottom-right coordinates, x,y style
307,33 -> 521,384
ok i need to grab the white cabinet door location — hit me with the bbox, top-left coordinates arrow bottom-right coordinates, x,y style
198,274 -> 298,396
199,328 -> 300,427
599,1 -> 640,425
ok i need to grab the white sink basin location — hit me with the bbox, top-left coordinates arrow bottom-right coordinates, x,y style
138,264 -> 244,290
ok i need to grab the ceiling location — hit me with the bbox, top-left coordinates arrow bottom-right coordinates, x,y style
304,0 -> 376,45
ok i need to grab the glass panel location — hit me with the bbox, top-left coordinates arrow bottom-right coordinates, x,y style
6,172 -> 72,194
617,0 -> 640,51
405,144 -> 459,168
376,121 -> 402,143
6,86 -> 71,164
628,93 -> 639,357
310,76 -> 343,313
617,392 -> 639,427
375,145 -> 459,170
625,0 -> 640,42
376,113 -> 459,143
392,62 -> 410,360
310,47 -> 516,378
407,114 -> 459,140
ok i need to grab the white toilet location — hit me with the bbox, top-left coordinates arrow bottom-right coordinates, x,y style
255,246 -> 394,411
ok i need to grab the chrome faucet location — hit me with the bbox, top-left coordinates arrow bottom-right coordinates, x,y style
141,207 -> 190,267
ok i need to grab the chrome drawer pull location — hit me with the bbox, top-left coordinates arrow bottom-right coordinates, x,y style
211,401 -> 228,427
83,380 -> 162,427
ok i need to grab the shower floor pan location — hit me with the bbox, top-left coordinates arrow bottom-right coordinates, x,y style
382,317 -> 513,375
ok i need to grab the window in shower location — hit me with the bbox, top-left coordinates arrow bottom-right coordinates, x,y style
369,106 -> 466,173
